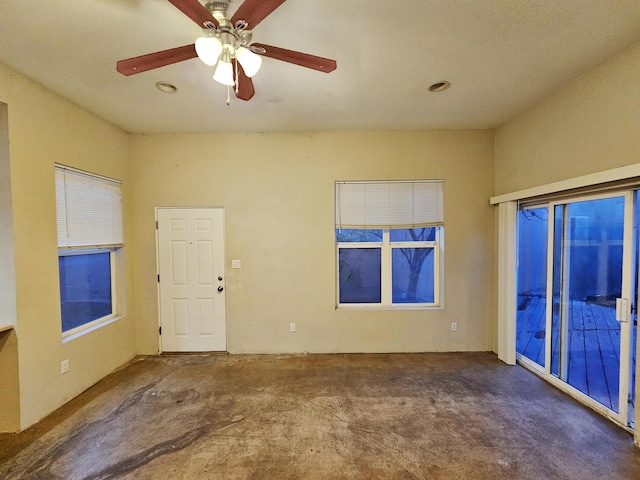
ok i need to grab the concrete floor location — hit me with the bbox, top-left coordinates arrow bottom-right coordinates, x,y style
0,352 -> 639,479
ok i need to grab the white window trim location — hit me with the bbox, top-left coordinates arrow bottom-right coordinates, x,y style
336,228 -> 444,309
62,315 -> 122,343
61,248 -> 119,342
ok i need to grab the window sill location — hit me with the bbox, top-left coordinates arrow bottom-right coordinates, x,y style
62,315 -> 124,343
336,305 -> 443,311
0,324 -> 14,334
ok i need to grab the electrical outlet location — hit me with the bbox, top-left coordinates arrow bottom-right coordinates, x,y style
451,322 -> 458,332
289,323 -> 296,333
61,359 -> 69,374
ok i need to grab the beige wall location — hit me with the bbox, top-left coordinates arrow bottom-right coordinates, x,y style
495,41 -> 640,444
495,41 -> 640,194
0,59 -> 496,430
0,63 -> 137,430
131,130 -> 495,355
0,33 -> 635,439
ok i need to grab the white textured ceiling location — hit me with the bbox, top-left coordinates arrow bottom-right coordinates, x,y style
0,0 -> 639,134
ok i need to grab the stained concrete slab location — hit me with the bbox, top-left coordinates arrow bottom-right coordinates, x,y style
0,352 -> 639,479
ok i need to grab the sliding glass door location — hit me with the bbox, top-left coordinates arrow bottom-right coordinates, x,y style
551,195 -> 627,413
516,206 -> 548,369
517,192 -> 636,427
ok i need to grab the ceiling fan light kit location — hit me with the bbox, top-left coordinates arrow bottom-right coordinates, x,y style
116,0 -> 337,103
194,36 -> 222,66
235,46 -> 262,77
212,57 -> 235,86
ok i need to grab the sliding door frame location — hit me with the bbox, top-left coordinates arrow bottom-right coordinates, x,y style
491,164 -> 640,444
545,192 -> 632,427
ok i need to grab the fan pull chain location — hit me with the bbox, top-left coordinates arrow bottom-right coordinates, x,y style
234,59 -> 239,94
224,58 -> 239,106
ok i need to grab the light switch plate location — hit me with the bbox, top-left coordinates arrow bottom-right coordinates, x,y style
232,259 -> 241,269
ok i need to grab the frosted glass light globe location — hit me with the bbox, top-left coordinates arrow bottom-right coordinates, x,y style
236,46 -> 262,77
195,36 -> 222,66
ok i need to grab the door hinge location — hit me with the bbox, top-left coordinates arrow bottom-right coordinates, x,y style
159,326 -> 162,335
156,220 -> 158,229
157,274 -> 160,283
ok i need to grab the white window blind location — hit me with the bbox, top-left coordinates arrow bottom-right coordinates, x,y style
55,165 -> 123,248
335,180 -> 444,229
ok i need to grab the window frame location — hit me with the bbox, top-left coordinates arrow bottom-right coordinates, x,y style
336,227 -> 443,309
55,164 -> 124,342
59,248 -> 118,341
335,179 -> 444,310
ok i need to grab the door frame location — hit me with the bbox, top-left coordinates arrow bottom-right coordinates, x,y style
544,192 -> 633,427
492,164 -> 640,445
155,206 -> 227,353
515,191 -> 634,429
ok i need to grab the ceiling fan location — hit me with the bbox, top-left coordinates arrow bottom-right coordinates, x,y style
116,0 -> 337,102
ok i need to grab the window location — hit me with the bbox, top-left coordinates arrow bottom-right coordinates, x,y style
55,165 -> 123,338
335,181 -> 443,308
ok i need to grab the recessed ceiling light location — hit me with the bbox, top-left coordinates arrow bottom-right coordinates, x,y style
155,81 -> 177,94
429,81 -> 451,93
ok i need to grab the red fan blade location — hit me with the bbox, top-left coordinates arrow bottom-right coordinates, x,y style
117,44 -> 197,76
233,60 -> 255,101
168,0 -> 218,28
231,0 -> 286,28
251,43 -> 336,73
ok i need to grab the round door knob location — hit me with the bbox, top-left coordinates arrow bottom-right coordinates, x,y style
217,286 -> 224,292
218,276 -> 223,281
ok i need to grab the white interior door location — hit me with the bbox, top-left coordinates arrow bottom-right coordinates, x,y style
157,208 -> 226,352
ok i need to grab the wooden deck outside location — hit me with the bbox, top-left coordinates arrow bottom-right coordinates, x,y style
516,296 -> 637,414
